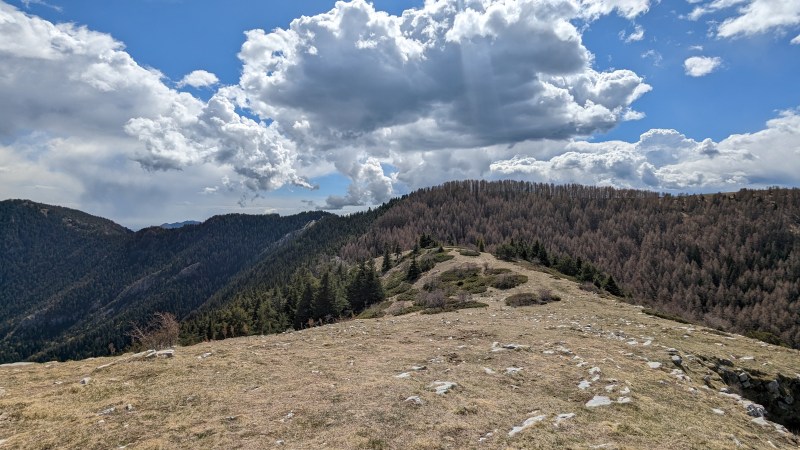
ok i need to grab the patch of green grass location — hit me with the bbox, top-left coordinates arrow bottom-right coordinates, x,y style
483,267 -> 511,275
433,253 -> 455,263
419,301 -> 488,315
391,305 -> 425,316
384,271 -> 412,297
505,289 -> 561,307
505,293 -> 538,307
745,330 -> 788,347
357,301 -> 390,319
490,273 -> 528,289
395,288 -> 418,303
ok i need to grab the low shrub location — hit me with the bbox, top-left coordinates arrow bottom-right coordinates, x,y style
491,273 -> 528,289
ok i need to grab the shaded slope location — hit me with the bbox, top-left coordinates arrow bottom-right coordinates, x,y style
0,200 -> 329,363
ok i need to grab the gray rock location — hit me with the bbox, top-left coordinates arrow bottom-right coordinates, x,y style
508,414 -> 547,437
647,361 -> 662,369
429,381 -> 457,395
80,377 -> 91,385
585,396 -> 613,408
98,407 -> 115,416
766,380 -> 780,394
738,372 -> 750,382
745,403 -> 766,418
155,349 -> 174,358
405,396 -> 424,406
671,355 -> 682,366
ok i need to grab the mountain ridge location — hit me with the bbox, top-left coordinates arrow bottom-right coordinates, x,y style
2,181 -> 799,363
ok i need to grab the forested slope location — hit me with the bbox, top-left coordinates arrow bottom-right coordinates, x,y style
341,181 -> 800,347
4,181 -> 800,361
0,200 -> 328,363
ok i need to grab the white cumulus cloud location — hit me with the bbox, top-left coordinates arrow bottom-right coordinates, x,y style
684,56 -> 722,77
177,70 -> 219,88
490,109 -> 800,191
620,24 -> 645,42
688,0 -> 800,40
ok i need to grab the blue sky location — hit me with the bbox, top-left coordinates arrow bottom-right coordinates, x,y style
1,0 -> 799,228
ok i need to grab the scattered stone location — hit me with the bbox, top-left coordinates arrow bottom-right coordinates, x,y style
671,355 -> 682,366
429,381 -> 457,395
739,356 -> 754,361
616,397 -> 632,404
542,350 -> 555,355
712,408 -> 725,415
745,403 -> 766,418
588,367 -> 601,375
505,367 -> 523,375
197,352 -> 213,359
280,411 -> 294,423
738,372 -> 750,383
155,349 -> 174,358
766,380 -> 780,395
647,361 -> 662,369
502,343 -> 529,351
483,367 -> 496,375
665,348 -> 678,355
276,440 -> 285,445
410,365 -> 427,371
642,340 -> 652,346
553,413 -> 575,427
395,372 -> 411,379
508,414 -> 547,437
578,380 -> 591,390
751,417 -> 770,427
80,377 -> 91,385
620,386 -> 630,395
98,407 -> 115,416
405,396 -> 424,406
125,404 -> 134,412
585,396 -> 613,408
478,432 -> 494,443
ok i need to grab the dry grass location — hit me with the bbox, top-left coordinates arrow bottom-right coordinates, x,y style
1,251 -> 798,449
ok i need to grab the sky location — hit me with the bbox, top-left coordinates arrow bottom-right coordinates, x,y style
1,0 -> 799,229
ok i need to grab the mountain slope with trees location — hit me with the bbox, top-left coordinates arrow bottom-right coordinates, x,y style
0,199 -> 329,363
2,181 -> 799,362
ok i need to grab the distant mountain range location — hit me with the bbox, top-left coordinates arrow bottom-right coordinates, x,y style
160,221 -> 201,229
2,181 -> 799,362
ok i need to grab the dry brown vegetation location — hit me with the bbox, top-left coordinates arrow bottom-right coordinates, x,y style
1,252 -> 798,449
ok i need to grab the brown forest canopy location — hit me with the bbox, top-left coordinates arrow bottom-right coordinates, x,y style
342,181 -> 800,347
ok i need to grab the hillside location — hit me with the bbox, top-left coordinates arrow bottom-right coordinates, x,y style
3,181 -> 800,363
341,181 -> 800,347
0,199 -> 331,363
0,252 -> 797,449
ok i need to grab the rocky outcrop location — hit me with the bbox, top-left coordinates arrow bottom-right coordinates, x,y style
706,357 -> 799,432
